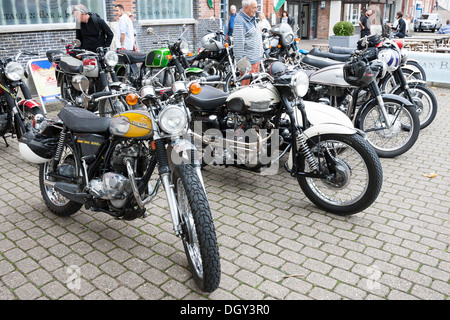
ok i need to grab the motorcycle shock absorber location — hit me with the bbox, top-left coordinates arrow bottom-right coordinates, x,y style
52,130 -> 67,171
295,131 -> 319,172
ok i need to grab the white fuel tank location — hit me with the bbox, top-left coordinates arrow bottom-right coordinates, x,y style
308,64 -> 352,87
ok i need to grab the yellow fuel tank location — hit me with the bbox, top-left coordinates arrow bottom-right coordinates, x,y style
110,110 -> 153,138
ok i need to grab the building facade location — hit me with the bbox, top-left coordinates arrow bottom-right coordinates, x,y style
0,0 -> 427,65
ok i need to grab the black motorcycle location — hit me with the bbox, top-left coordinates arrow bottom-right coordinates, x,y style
19,81 -> 220,293
0,48 -> 44,146
46,40 -> 122,115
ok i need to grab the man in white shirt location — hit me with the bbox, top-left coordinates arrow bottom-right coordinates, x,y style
114,4 -> 135,50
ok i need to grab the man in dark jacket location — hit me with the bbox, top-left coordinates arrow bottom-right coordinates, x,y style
73,4 -> 114,52
359,9 -> 373,38
391,11 -> 406,38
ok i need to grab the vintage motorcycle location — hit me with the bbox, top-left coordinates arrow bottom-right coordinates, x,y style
18,81 -> 221,293
185,59 -> 383,215
46,40 -> 123,115
307,37 -> 437,130
303,46 -> 421,158
0,48 -> 44,146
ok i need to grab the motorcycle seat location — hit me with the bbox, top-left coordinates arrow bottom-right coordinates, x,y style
308,48 -> 351,62
58,107 -> 111,134
329,46 -> 356,54
117,50 -> 146,64
185,85 -> 229,111
59,56 -> 83,74
46,50 -> 64,63
301,55 -> 344,69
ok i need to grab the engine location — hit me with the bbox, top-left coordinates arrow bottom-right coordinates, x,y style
88,141 -> 149,209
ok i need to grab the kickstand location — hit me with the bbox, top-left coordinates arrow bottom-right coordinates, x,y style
2,136 -> 9,147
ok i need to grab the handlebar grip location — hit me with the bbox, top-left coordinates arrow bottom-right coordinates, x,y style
204,75 -> 221,82
91,91 -> 113,100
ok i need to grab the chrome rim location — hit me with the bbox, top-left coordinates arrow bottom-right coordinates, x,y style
305,140 -> 369,206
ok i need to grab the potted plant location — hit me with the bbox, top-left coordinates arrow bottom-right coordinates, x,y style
329,21 -> 360,48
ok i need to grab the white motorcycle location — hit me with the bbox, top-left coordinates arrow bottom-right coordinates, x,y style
185,60 -> 383,216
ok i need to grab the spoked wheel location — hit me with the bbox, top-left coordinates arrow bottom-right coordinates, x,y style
172,164 -> 220,292
392,84 -> 438,129
359,98 -> 420,158
39,142 -> 82,217
296,133 -> 383,216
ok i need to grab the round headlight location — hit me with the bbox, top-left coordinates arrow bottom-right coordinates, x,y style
104,50 -> 119,67
5,62 -> 25,81
291,71 -> 309,97
159,105 -> 188,135
180,40 -> 190,55
284,34 -> 294,46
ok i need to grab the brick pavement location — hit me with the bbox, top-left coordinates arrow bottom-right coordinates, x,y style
0,86 -> 449,300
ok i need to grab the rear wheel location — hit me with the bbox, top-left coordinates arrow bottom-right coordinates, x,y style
172,164 -> 220,292
39,141 -> 82,217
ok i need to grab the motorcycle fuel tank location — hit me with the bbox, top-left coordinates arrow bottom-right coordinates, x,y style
145,48 -> 171,68
226,83 -> 280,110
110,110 -> 153,139
309,64 -> 353,87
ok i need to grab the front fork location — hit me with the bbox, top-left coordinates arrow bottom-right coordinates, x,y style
369,81 -> 393,129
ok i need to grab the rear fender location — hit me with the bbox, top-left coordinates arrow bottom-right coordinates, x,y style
18,99 -> 41,110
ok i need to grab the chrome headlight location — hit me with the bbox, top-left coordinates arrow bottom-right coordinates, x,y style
180,40 -> 190,55
159,105 -> 188,135
5,62 -> 25,81
291,70 -> 309,97
104,50 -> 119,67
283,33 -> 295,46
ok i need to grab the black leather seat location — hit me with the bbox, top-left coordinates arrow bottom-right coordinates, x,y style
329,46 -> 356,54
59,107 -> 111,133
58,56 -> 83,74
308,48 -> 351,62
117,50 -> 147,64
46,50 -> 64,63
302,55 -> 344,69
185,85 -> 229,111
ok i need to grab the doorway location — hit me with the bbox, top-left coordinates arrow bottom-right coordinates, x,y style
288,2 -> 311,39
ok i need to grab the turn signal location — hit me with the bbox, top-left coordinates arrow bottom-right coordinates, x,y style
126,93 -> 139,106
167,55 -> 173,60
225,42 -> 229,48
189,82 -> 202,95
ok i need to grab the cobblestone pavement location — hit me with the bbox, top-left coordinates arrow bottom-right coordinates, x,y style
0,86 -> 449,300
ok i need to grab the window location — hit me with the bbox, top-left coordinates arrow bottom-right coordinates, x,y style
137,0 -> 193,20
0,0 -> 104,26
344,3 -> 363,26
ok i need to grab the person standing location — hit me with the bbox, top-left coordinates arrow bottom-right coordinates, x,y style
280,11 -> 294,29
227,5 -> 238,38
114,4 -> 135,51
359,9 -> 373,38
258,12 -> 271,32
73,4 -> 114,52
233,0 -> 264,85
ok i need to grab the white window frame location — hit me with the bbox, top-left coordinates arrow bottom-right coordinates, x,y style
0,1 -> 106,34
137,0 -> 195,26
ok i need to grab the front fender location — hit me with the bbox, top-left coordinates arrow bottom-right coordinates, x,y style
401,64 -> 421,75
356,93 -> 415,126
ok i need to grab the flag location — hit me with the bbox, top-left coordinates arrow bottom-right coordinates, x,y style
274,0 -> 286,12
208,0 -> 213,9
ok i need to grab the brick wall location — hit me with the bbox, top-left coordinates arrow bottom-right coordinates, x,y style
317,3 -> 330,39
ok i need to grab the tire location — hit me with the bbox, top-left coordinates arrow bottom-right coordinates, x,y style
297,133 -> 383,215
223,71 -> 242,93
39,141 -> 82,217
358,97 -> 420,158
172,164 -> 220,292
392,83 -> 438,129
406,60 -> 427,81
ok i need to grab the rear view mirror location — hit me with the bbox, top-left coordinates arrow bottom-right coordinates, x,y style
236,57 -> 252,73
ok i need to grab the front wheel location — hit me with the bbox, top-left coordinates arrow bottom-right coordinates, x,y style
297,133 -> 383,216
172,164 -> 220,292
392,84 -> 438,129
358,98 -> 420,158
